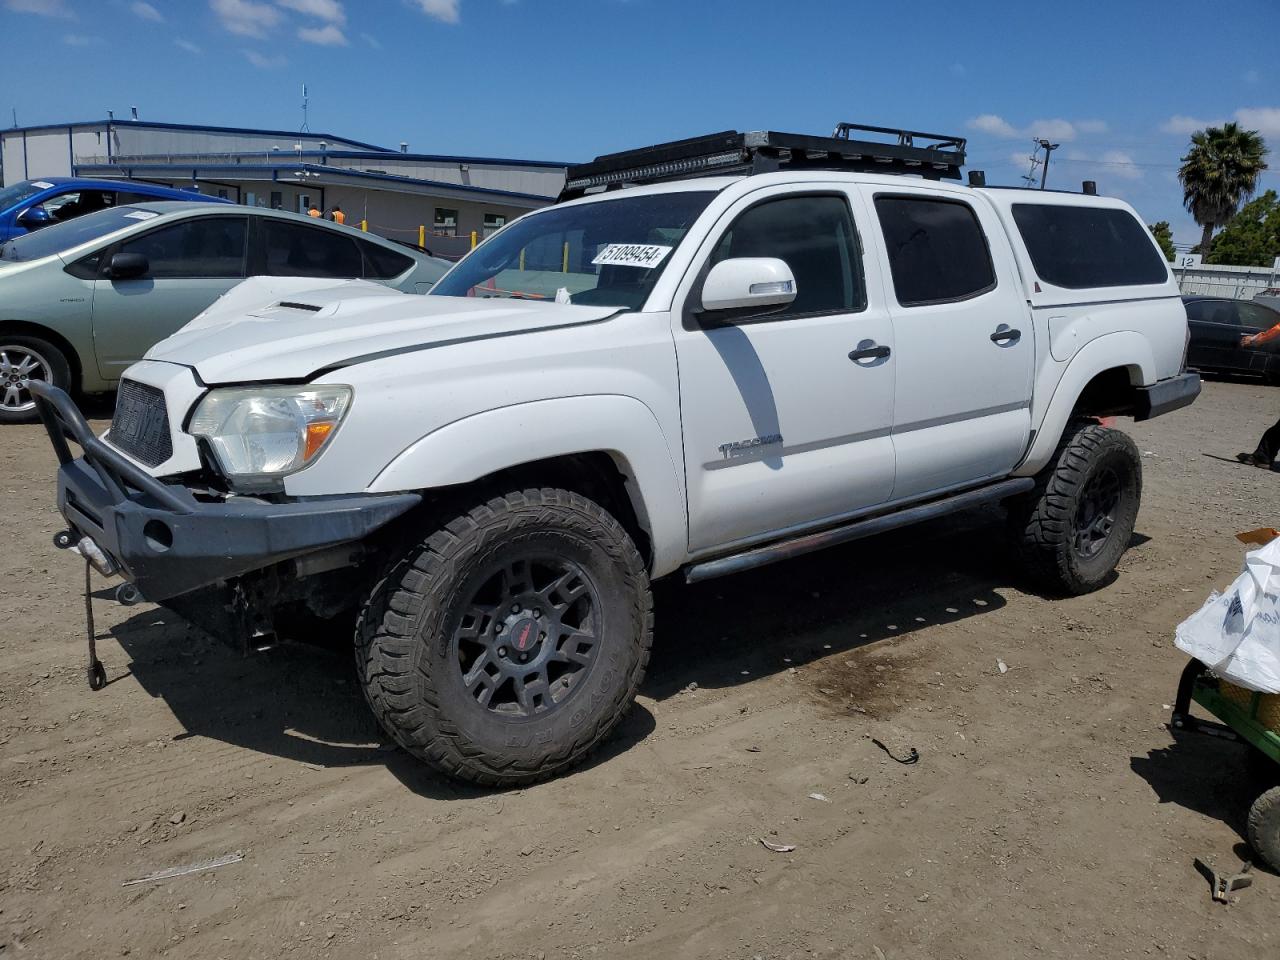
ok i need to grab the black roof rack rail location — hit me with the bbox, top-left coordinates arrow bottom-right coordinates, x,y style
559,123 -> 967,201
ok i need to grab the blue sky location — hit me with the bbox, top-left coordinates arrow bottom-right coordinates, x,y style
3,0 -> 1278,247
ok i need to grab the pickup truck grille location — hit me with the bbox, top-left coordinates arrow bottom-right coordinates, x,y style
108,380 -> 173,467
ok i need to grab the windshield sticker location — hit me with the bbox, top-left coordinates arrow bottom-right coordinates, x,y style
591,243 -> 673,269
32,181 -> 54,189
123,210 -> 160,221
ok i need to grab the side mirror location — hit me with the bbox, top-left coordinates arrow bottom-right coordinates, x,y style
16,207 -> 52,230
108,252 -> 150,280
700,257 -> 797,314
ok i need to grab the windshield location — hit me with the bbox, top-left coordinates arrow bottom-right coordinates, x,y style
0,180 -> 50,211
0,206 -> 158,262
430,191 -> 716,309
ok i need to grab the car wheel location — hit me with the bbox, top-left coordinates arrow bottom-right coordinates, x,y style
0,335 -> 71,425
355,488 -> 653,786
1009,420 -> 1143,595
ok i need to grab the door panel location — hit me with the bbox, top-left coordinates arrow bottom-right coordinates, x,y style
91,216 -> 247,379
863,187 -> 1033,499
674,188 -> 896,553
1186,300 -> 1245,370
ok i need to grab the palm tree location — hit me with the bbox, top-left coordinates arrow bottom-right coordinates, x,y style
1179,122 -> 1269,256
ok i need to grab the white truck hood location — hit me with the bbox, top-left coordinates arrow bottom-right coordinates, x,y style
144,276 -> 619,384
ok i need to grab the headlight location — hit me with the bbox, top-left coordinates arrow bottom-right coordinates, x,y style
188,385 -> 352,489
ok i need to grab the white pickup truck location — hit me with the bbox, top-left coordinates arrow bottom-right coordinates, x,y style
34,126 -> 1199,785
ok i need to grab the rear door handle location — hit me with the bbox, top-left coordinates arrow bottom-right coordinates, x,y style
990,326 -> 1021,344
849,342 -> 891,362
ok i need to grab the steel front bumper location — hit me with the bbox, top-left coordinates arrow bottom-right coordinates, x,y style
32,381 -> 420,602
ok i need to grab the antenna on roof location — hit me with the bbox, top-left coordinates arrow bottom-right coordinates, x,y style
300,83 -> 310,134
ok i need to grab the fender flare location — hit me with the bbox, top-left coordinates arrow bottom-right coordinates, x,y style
1014,331 -> 1154,476
367,395 -> 689,577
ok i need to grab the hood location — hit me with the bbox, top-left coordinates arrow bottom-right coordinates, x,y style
144,276 -> 620,384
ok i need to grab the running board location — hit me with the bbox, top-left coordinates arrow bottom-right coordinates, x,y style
683,477 -> 1036,584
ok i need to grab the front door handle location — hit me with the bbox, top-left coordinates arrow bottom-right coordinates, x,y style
849,342 -> 891,362
990,326 -> 1022,344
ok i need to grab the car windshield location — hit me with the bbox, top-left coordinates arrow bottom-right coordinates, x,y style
0,180 -> 49,211
430,191 -> 716,309
0,206 -> 158,262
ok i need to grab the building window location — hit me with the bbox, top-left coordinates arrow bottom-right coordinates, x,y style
483,213 -> 507,238
434,208 -> 459,236
269,190 -> 283,210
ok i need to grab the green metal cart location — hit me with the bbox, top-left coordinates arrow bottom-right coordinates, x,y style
1171,659 -> 1280,871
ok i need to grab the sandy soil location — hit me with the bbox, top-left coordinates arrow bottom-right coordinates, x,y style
3,379 -> 1280,960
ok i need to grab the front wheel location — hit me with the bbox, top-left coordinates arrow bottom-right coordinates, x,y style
355,488 -> 653,786
0,335 -> 71,424
1009,420 -> 1142,595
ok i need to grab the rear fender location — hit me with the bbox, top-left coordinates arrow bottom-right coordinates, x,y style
1016,332 -> 1154,476
367,395 -> 688,577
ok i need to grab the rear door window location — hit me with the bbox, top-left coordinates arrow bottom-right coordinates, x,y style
1238,301 -> 1280,331
873,196 -> 996,306
360,239 -> 415,279
262,219 -> 363,278
1011,204 -> 1170,289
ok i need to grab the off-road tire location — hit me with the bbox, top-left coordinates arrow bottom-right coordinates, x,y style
355,488 -> 653,786
0,335 -> 71,424
1010,420 -> 1142,595
1247,785 -> 1280,873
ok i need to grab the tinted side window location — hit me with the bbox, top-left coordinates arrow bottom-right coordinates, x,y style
1189,300 -> 1239,325
1239,302 -> 1280,330
360,239 -> 415,279
119,217 -> 248,279
874,196 -> 996,306
1011,204 -> 1169,289
709,194 -> 865,319
262,220 -> 363,278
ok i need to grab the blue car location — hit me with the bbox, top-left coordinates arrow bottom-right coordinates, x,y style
0,177 -> 230,241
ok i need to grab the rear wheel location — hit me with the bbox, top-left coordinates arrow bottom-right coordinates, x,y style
355,488 -> 653,786
0,335 -> 71,424
1009,420 -> 1142,595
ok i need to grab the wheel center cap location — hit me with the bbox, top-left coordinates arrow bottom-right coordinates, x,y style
505,616 -> 541,654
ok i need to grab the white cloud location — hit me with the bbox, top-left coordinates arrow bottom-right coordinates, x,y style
276,0 -> 344,22
130,1 -> 163,21
411,0 -> 459,23
62,32 -> 100,44
1235,106 -> 1280,138
1025,118 -> 1077,142
4,0 -> 73,17
969,114 -> 1092,142
243,48 -> 286,68
175,37 -> 202,53
969,114 -> 1018,138
359,30 -> 380,47
298,22 -> 346,44
211,0 -> 282,37
1160,114 -> 1223,135
1099,150 -> 1143,180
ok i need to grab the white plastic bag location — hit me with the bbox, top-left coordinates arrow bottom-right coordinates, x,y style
1175,537 -> 1280,693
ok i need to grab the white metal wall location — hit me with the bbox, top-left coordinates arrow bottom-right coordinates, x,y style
1175,260 -> 1280,299
328,156 -> 564,198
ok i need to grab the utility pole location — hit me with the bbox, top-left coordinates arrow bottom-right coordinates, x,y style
300,83 -> 310,134
1037,138 -> 1060,190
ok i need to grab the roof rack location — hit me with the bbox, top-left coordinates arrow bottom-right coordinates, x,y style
559,123 -> 967,200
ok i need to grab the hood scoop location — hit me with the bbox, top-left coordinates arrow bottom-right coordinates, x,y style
276,300 -> 323,312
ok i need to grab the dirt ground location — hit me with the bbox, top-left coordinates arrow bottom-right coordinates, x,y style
3,379 -> 1280,960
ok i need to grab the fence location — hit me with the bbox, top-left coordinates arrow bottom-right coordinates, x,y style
1173,256 -> 1280,300
356,220 -> 483,260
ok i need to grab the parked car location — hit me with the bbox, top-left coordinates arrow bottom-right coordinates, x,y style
0,177 -> 228,242
32,125 -> 1198,785
1184,295 -> 1280,382
0,202 -> 450,421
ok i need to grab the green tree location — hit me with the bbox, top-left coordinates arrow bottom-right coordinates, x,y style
1147,221 -> 1176,261
1206,190 -> 1280,266
1178,122 -> 1269,254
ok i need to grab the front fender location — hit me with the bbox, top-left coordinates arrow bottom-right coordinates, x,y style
367,395 -> 689,578
1015,331 -> 1154,476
